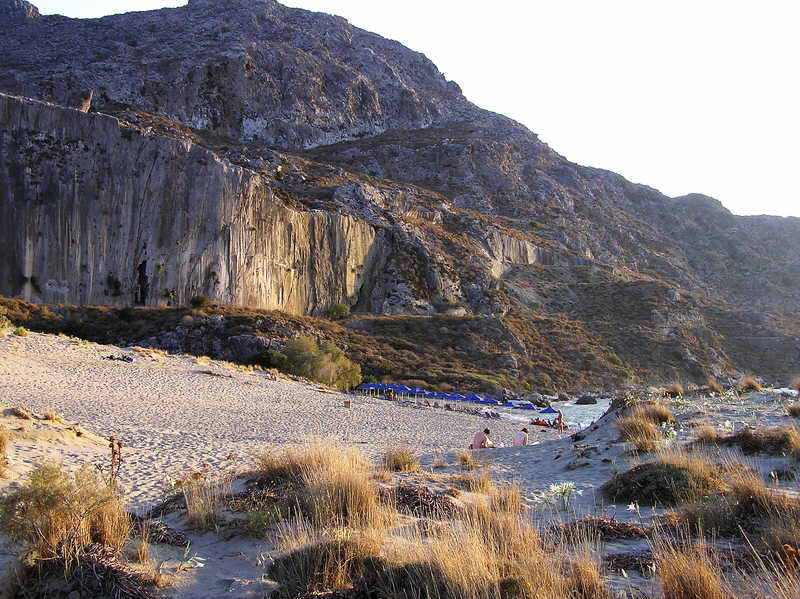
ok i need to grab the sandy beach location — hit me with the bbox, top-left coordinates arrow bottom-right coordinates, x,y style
0,330 -> 560,510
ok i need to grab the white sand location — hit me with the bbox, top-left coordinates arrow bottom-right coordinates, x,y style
0,330 -> 556,509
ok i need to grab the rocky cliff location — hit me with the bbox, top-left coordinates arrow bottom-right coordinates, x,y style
0,94 -> 382,313
1,0 -> 798,386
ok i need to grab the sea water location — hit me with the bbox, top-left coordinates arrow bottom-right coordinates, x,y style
496,398 -> 612,430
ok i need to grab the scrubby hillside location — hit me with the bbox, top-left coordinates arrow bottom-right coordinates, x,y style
1,0 -> 798,386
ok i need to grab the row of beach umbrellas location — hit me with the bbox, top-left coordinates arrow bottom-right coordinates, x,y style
356,383 -> 560,414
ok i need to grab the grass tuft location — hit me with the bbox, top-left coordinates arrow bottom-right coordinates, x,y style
491,482 -> 522,513
256,444 -> 389,529
739,376 -> 763,392
603,453 -> 722,506
457,451 -> 475,471
0,426 -> 8,456
182,474 -> 230,530
706,379 -> 723,394
654,535 -> 727,599
381,447 -> 419,472
665,383 -> 684,398
791,378 -> 800,392
695,425 -> 718,445
719,426 -> 800,459
617,403 -> 671,452
787,404 -> 800,418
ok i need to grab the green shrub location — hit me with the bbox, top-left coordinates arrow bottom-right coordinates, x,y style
0,463 -> 129,569
0,306 -> 11,329
13,327 -> 29,337
609,353 -> 624,367
259,349 -> 288,370
328,303 -> 350,319
190,294 -> 210,309
283,336 -> 361,390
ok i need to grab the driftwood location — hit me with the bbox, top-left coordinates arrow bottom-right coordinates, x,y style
6,544 -> 157,599
550,516 -> 650,542
75,544 -> 158,599
380,484 -> 457,517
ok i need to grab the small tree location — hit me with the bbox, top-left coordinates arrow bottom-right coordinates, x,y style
190,295 -> 210,309
328,303 -> 350,319
283,336 -> 361,389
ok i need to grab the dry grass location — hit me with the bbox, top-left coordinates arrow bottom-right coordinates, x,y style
618,409 -> 662,452
787,404 -> 800,418
182,474 -> 231,530
739,376 -> 763,392
654,535 -> 727,599
432,456 -> 446,469
604,453 -> 722,506
791,378 -> 800,392
643,402 -> 675,424
468,469 -> 492,494
271,507 -> 612,599
0,462 -> 129,570
381,447 -> 419,472
0,425 -> 8,456
706,379 -> 723,394
270,521 -> 383,596
665,383 -> 684,398
695,425 -> 719,444
256,444 -> 390,529
0,426 -> 7,479
42,409 -> 63,423
719,426 -> 800,459
134,526 -> 150,564
260,442 -> 614,598
491,482 -> 522,513
728,469 -> 792,517
457,450 -> 475,471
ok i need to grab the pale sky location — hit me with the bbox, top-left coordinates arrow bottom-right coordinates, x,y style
32,1 -> 800,217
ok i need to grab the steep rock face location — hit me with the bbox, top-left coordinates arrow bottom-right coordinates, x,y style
0,93 -> 383,313
0,0 -> 475,147
0,0 -> 38,22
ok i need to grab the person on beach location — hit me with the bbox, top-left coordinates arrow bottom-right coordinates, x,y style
555,410 -> 565,433
471,428 -> 493,449
513,427 -> 529,447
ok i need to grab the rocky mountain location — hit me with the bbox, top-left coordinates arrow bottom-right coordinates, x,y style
1,0 -> 798,388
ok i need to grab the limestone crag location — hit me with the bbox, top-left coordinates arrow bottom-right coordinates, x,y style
0,94 -> 383,314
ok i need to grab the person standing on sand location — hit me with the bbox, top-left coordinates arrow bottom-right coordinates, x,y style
471,428 -> 493,449
513,427 -> 529,447
556,410 -> 565,434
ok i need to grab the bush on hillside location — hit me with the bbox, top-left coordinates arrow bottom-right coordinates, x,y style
328,303 -> 350,319
283,336 -> 361,390
0,306 -> 11,329
190,294 -> 210,309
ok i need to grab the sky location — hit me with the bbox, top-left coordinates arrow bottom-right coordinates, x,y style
33,1 -> 800,217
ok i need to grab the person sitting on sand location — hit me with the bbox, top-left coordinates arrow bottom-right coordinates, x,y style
513,427 -> 529,447
471,428 -> 494,449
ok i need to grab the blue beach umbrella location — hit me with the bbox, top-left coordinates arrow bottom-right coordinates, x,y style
539,407 -> 559,414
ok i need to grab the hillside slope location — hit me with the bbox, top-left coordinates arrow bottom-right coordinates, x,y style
1,0 -> 798,386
